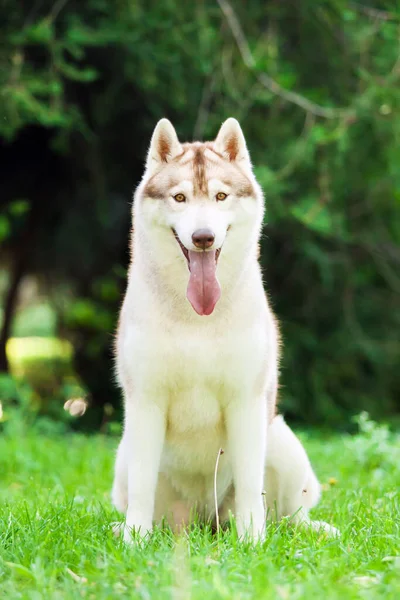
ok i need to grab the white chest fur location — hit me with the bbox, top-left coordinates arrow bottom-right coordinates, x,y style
117,276 -> 272,476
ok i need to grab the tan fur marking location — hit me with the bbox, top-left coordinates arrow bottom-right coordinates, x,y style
177,147 -> 193,166
158,134 -> 171,163
143,173 -> 181,200
269,307 -> 282,422
193,147 -> 208,195
236,180 -> 254,198
175,148 -> 188,161
143,179 -> 164,200
144,139 -> 254,201
203,147 -> 223,164
204,141 -> 223,156
226,135 -> 239,161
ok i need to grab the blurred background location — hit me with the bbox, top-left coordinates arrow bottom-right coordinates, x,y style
0,0 -> 399,432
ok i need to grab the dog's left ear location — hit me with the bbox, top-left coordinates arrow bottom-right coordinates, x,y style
214,118 -> 251,167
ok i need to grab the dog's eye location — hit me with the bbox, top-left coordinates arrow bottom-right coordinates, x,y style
216,192 -> 227,201
174,193 -> 186,203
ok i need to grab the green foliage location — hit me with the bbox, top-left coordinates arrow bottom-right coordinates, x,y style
347,412 -> 400,471
11,303 -> 56,338
0,372 -> 39,428
1,1 -> 399,425
2,337 -> 88,429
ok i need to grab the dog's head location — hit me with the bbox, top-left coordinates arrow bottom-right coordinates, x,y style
134,118 -> 264,316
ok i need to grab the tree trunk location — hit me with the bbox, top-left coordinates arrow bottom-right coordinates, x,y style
0,254 -> 26,372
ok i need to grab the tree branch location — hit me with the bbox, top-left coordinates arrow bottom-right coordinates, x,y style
216,0 -> 355,119
349,2 -> 399,22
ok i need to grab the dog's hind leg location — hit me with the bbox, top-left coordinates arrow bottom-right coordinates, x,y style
264,416 -> 339,536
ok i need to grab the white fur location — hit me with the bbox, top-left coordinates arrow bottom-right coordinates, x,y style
112,118 -> 338,542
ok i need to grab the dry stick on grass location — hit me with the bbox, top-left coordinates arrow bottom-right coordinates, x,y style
66,567 -> 87,584
262,490 -> 267,516
216,0 -> 354,119
214,448 -> 224,534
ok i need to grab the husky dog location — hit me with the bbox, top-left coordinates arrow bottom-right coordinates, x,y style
112,118 -> 337,541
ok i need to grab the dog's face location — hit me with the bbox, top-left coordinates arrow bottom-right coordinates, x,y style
134,118 -> 264,316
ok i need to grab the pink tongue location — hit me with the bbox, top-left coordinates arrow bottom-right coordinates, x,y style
187,250 -> 221,316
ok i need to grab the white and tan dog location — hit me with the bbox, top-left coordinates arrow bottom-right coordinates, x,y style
112,118 -> 336,541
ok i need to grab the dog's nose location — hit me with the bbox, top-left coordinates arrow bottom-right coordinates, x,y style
192,228 -> 215,250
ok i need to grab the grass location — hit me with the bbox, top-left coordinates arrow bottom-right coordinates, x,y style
0,415 -> 399,599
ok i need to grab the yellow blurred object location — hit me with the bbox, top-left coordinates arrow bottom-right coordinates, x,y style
7,337 -> 73,371
321,477 -> 338,491
5,336 -> 84,408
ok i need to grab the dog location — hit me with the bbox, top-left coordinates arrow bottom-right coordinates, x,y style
112,118 -> 337,541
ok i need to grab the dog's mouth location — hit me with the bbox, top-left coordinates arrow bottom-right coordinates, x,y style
172,229 -> 222,316
172,230 -> 222,266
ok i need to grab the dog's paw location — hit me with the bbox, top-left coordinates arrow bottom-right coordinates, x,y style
111,483 -> 128,514
236,516 -> 266,543
111,521 -> 124,538
309,520 -> 340,537
112,521 -> 153,544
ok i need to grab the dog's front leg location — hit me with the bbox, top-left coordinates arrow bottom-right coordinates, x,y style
123,399 -> 165,542
226,398 -> 267,541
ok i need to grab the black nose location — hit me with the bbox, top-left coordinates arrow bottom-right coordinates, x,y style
192,228 -> 215,250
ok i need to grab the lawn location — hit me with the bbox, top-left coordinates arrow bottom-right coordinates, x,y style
0,415 -> 399,599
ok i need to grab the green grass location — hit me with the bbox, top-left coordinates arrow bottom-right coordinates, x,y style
0,416 -> 399,599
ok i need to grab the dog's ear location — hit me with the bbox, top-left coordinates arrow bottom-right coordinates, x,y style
146,119 -> 183,174
214,118 -> 251,167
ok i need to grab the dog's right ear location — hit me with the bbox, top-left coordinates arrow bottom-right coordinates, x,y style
146,119 -> 182,174
214,118 -> 251,168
